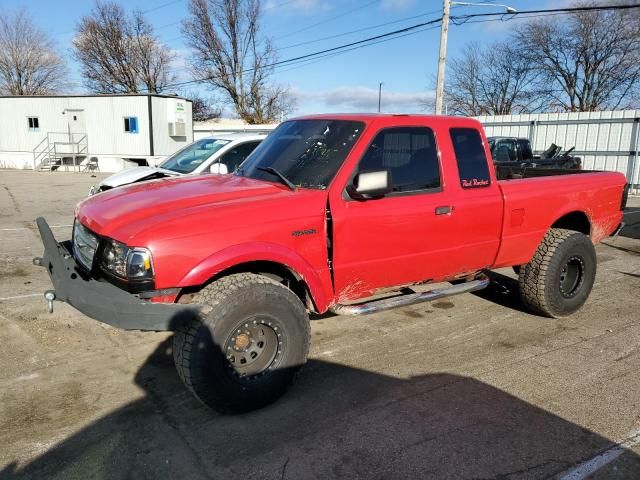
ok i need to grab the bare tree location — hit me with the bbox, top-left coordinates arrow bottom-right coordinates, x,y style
0,10 -> 68,95
443,44 -> 483,116
73,1 -> 175,93
182,0 -> 294,124
443,41 -> 541,116
184,91 -> 223,121
517,2 -> 640,111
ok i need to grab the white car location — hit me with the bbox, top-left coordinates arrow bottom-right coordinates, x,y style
89,132 -> 266,194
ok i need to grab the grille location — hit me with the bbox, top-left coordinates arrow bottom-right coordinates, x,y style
73,221 -> 99,270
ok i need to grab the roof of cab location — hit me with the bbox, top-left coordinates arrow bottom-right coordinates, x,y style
289,113 -> 483,127
202,132 -> 269,141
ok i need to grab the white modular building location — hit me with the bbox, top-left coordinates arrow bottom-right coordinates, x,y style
0,94 -> 193,172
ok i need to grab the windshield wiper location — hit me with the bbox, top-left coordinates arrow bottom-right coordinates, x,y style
257,167 -> 297,191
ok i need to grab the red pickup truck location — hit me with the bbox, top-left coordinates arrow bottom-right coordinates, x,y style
35,114 -> 627,413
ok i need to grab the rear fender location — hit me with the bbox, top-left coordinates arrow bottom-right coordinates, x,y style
177,242 -> 333,312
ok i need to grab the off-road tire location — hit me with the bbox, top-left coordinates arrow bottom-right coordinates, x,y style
173,273 -> 310,413
518,228 -> 596,318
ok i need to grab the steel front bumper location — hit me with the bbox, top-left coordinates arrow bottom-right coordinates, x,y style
34,217 -> 198,331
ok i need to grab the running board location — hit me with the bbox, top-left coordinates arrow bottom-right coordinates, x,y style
329,275 -> 490,316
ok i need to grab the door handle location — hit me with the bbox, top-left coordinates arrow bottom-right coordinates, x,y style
435,205 -> 453,215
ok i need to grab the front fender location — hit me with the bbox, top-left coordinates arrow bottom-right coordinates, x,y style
176,242 -> 333,312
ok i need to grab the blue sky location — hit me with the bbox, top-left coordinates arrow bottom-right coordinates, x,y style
3,0 -> 556,115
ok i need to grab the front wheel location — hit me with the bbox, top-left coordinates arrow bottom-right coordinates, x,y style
173,273 -> 310,413
518,228 -> 596,318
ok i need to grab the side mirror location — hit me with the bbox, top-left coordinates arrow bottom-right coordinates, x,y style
347,170 -> 392,200
209,162 -> 229,174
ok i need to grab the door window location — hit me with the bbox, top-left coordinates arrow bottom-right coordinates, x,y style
358,127 -> 441,193
450,128 -> 491,188
160,138 -> 230,174
218,141 -> 262,172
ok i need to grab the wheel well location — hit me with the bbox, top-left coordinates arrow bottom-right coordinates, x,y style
551,211 -> 591,236
213,261 -> 316,312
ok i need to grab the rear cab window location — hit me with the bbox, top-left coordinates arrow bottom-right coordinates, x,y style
358,127 -> 441,194
450,128 -> 491,188
517,138 -> 532,159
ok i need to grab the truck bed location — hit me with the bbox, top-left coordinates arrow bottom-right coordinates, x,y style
496,165 -> 594,181
492,169 -> 626,269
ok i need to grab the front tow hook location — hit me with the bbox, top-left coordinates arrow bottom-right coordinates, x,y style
44,290 -> 56,313
32,258 -> 55,313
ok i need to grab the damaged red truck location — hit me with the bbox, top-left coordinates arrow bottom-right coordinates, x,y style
35,114 -> 628,413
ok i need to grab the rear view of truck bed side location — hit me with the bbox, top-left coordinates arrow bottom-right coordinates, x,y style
492,171 -> 626,269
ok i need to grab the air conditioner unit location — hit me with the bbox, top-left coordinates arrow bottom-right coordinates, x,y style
168,122 -> 186,137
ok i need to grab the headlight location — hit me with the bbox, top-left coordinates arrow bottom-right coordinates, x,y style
127,248 -> 154,279
73,221 -> 98,270
101,239 -> 154,281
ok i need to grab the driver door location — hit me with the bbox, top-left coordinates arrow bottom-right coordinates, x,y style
329,126 -> 460,302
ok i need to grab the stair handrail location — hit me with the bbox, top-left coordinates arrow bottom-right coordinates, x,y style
32,135 -> 51,169
33,132 -> 89,170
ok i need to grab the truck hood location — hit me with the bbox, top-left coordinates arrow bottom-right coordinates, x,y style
77,174 -> 318,242
99,166 -> 181,188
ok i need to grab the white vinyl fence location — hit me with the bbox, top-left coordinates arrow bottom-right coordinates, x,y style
477,110 -> 640,194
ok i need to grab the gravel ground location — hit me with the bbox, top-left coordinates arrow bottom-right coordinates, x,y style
0,169 -> 639,480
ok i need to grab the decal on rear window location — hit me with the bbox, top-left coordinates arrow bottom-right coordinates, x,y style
450,128 -> 491,188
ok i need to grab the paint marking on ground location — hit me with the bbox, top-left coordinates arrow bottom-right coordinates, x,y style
557,427 -> 640,479
0,293 -> 42,301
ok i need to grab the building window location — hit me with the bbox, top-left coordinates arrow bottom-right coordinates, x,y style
124,117 -> 139,134
28,117 -> 40,132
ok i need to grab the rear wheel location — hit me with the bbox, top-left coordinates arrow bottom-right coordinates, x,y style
173,273 -> 310,413
518,228 -> 596,318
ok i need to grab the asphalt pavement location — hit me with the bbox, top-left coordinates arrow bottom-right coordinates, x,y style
0,170 -> 639,480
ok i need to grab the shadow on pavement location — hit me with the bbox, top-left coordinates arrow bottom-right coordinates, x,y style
3,332 -> 640,479
621,207 -> 640,240
3,208 -> 640,479
471,270 -> 529,314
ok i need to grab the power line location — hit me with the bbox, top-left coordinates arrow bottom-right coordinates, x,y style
262,0 -> 300,11
274,0 -> 380,40
450,10 -> 581,26
141,3 -> 640,93
142,0 -> 183,14
449,3 -> 640,22
160,8 -> 442,48
278,9 -> 442,50
151,17 -> 441,91
155,20 -> 182,30
274,23 -> 442,74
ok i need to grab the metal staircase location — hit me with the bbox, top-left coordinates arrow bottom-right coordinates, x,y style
33,132 -> 88,171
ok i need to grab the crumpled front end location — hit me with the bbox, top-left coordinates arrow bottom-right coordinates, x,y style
33,217 -> 198,331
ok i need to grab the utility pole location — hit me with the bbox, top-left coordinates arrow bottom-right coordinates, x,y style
434,2 -> 516,115
435,0 -> 451,115
378,82 -> 383,113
